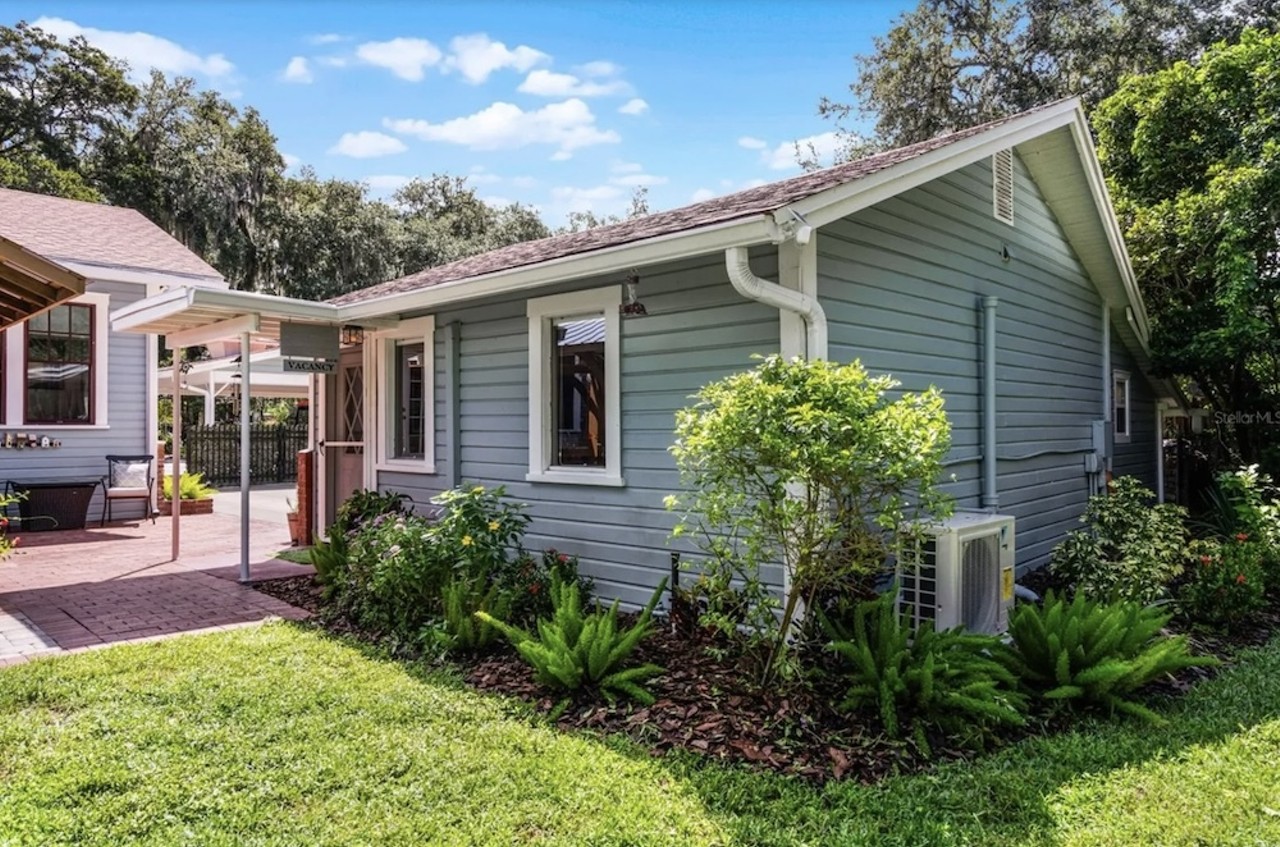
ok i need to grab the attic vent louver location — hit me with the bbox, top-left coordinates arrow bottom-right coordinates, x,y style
993,149 -> 1015,225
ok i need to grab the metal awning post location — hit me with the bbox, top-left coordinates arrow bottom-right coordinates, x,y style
170,349 -> 182,561
239,331 -> 251,583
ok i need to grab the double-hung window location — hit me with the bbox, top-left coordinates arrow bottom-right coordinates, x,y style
527,287 -> 623,487
373,316 -> 435,471
26,302 -> 96,424
1113,371 -> 1131,442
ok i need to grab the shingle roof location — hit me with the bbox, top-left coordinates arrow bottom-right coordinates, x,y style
0,188 -> 223,281
332,105 -> 1055,307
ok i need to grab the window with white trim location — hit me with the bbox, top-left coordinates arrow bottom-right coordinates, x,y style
1113,371 -> 1131,440
374,316 -> 435,471
10,293 -> 110,427
527,287 -> 623,487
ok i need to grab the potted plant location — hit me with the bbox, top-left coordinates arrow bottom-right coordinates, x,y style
285,498 -> 304,546
159,472 -> 218,516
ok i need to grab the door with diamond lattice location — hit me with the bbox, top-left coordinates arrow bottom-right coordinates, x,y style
324,345 -> 365,521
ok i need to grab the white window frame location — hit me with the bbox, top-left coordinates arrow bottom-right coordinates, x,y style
1113,370 -> 1131,443
5,292 -> 110,429
527,286 -> 624,487
372,315 -> 435,473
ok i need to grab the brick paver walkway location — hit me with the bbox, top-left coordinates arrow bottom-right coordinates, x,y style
0,512 -> 312,666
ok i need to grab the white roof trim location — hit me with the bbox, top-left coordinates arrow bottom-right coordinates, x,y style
59,259 -> 226,290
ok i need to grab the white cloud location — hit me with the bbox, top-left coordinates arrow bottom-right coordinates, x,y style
549,150 -> 573,161
384,98 -> 619,158
356,37 -> 442,81
518,69 -> 629,98
443,33 -> 548,83
577,60 -> 621,77
281,56 -> 313,83
611,161 -> 643,174
610,172 -> 667,187
329,131 -> 408,159
365,174 -> 412,191
551,184 -> 624,212
281,153 -> 302,169
308,33 -> 346,45
509,175 -> 539,189
317,56 -> 349,68
764,131 -> 841,170
690,188 -> 717,203
32,16 -> 234,80
618,98 -> 649,116
467,166 -> 502,185
737,136 -> 767,150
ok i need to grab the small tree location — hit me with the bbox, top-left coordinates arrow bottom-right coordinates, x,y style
666,355 -> 952,683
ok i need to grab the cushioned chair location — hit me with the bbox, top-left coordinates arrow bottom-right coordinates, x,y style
101,455 -> 157,526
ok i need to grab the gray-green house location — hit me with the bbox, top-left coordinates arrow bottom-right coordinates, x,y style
113,99 -> 1178,602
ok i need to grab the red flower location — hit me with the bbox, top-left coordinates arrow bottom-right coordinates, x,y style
558,554 -> 570,563
1199,555 -> 1213,566
0,517 -> 8,529
1236,573 -> 1247,585
529,584 -> 540,595
1235,533 -> 1250,542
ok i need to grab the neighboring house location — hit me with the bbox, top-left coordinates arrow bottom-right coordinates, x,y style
0,188 -> 227,521
112,99 -> 1177,603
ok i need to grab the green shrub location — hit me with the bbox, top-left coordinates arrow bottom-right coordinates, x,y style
334,488 -> 411,536
348,514 -> 450,639
308,531 -> 349,600
1050,476 -> 1187,604
826,590 -> 1026,755
1180,537 -> 1267,628
432,484 -> 531,583
500,548 -> 595,625
420,576 -> 515,654
666,355 -> 953,684
478,574 -> 668,708
1004,592 -> 1214,723
162,472 -> 218,501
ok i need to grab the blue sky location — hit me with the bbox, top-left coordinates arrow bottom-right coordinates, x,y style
10,1 -> 915,224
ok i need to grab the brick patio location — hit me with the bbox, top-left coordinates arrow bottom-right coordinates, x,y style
0,511 -> 313,666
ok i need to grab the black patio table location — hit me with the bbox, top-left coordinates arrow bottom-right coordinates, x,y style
5,480 -> 100,532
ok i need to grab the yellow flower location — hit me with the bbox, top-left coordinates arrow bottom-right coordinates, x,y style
488,520 -> 500,531
473,485 -> 485,494
462,535 -> 473,547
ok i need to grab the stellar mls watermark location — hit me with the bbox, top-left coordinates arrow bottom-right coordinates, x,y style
1215,411 -> 1280,425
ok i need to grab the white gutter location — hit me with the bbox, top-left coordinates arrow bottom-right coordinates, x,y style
724,246 -> 828,359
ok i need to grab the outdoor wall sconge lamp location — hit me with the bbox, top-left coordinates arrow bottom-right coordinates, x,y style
341,325 -> 365,345
620,271 -> 647,316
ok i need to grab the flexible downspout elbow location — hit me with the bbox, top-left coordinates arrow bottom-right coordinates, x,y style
724,246 -> 828,359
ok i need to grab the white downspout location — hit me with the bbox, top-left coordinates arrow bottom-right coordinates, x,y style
724,246 -> 828,359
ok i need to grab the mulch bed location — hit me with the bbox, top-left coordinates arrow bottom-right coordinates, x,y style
253,571 -> 1280,784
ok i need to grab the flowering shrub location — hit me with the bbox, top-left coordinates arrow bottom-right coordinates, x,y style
347,513 -> 446,638
432,484 -> 530,583
0,493 -> 21,558
1180,536 -> 1267,628
501,548 -> 594,624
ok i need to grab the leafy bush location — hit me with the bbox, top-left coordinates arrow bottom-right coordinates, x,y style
826,590 -> 1026,754
162,472 -> 218,500
1180,537 -> 1267,628
501,548 -> 594,625
1197,465 -> 1280,591
345,513 -> 449,638
667,355 -> 952,683
1004,592 -> 1214,723
432,484 -> 530,583
478,574 -> 668,709
308,531 -> 349,599
1050,476 -> 1187,604
334,488 -> 411,536
420,576 -> 515,654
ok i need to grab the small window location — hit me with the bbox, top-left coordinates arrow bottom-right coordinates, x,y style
26,303 -> 94,424
993,148 -> 1014,225
1113,371 -> 1131,440
395,341 -> 425,459
527,287 -> 623,486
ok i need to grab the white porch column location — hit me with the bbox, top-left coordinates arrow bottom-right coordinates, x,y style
205,370 -> 216,424
239,332 -> 251,582
170,351 -> 182,561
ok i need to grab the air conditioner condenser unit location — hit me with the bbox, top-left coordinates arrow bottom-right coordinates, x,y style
898,512 -> 1016,634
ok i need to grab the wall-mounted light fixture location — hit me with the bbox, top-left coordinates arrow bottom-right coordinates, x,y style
1000,244 -> 1012,263
341,325 -> 365,345
620,271 -> 647,316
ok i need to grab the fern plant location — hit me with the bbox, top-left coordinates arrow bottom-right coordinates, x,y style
478,574 -> 668,707
826,590 -> 1026,754
424,576 -> 514,653
1004,592 -> 1216,723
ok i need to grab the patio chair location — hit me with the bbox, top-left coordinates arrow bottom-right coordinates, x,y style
101,455 -> 157,526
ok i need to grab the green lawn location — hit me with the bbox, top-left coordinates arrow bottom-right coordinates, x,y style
2,624 -> 1278,846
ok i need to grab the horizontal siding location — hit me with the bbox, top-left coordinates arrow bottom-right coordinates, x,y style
818,154 -> 1151,572
1111,341 -> 1159,487
377,250 -> 781,608
1,280 -> 153,524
